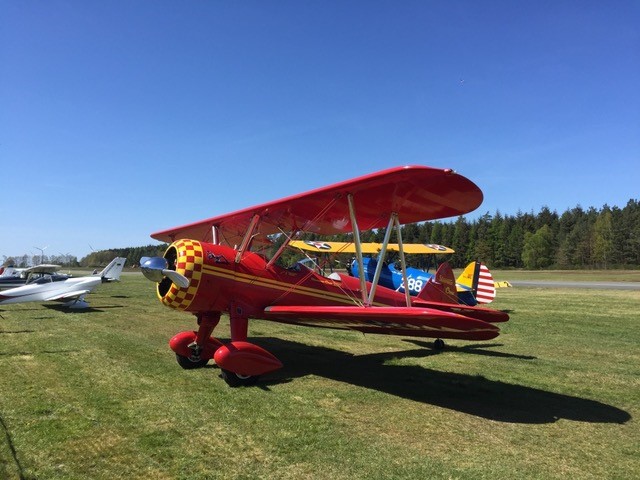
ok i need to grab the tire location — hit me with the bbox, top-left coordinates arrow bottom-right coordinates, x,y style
433,338 -> 445,350
220,369 -> 259,387
175,353 -> 209,369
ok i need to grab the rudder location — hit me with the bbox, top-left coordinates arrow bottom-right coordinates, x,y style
417,262 -> 458,304
456,261 -> 496,304
475,262 -> 496,304
99,257 -> 127,282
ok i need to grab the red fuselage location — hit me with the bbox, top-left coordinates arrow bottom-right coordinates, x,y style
155,239 -> 507,338
156,239 -> 403,315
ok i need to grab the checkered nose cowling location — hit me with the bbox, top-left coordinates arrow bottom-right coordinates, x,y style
157,239 -> 205,311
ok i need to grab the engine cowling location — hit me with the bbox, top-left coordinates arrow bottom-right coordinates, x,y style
152,239 -> 231,313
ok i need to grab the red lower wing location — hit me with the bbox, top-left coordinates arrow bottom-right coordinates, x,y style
263,306 -> 500,341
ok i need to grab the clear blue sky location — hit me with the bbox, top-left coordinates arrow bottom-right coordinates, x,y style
1,1 -> 638,261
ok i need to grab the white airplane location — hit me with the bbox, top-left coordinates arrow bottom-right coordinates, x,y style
0,264 -> 64,290
0,265 -> 25,277
0,257 -> 126,309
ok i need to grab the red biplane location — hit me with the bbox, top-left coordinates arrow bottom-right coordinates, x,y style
141,166 -> 509,386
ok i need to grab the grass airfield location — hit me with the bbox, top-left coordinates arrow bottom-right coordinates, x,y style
1,272 -> 638,479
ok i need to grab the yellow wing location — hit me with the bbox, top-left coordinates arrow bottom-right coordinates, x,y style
290,240 -> 454,254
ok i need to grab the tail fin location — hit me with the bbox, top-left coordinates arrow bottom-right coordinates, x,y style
456,261 -> 496,304
97,257 -> 126,282
417,262 -> 458,304
475,263 -> 496,304
456,261 -> 479,291
0,266 -> 19,278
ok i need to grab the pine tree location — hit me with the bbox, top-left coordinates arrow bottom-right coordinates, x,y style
521,225 -> 554,269
593,208 -> 613,268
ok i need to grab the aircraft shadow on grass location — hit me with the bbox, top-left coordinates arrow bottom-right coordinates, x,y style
0,329 -> 36,335
403,339 -> 538,360
0,303 -> 124,315
246,337 -> 630,425
42,304 -> 125,314
0,349 -> 77,358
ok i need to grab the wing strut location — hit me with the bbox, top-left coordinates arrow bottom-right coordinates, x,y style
212,225 -> 219,245
346,196 -> 412,308
367,214 -> 396,305
235,214 -> 261,263
365,213 -> 411,307
266,230 -> 299,269
393,215 -> 412,307
347,194 -> 368,305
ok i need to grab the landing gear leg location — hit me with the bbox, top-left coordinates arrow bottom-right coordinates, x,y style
230,314 -> 248,342
173,312 -> 221,369
193,312 -> 221,348
211,303 -> 282,387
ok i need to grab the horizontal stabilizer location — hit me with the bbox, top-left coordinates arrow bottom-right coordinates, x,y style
412,299 -> 509,323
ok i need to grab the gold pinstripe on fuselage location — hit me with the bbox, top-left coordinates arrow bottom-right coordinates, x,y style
199,263 -> 380,306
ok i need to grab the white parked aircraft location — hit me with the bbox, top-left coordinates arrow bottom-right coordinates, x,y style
0,257 -> 126,309
0,265 -> 25,277
0,264 -> 65,290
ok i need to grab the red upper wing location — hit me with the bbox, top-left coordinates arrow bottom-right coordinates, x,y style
151,165 -> 483,245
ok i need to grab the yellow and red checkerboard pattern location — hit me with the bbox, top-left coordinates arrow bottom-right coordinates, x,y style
160,239 -> 204,311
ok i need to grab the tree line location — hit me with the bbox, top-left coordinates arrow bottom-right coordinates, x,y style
2,245 -> 167,269
78,245 -> 169,268
3,199 -> 638,270
297,199 -> 640,269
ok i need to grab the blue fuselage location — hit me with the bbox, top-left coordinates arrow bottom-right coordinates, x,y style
350,257 -> 434,295
350,257 -> 477,305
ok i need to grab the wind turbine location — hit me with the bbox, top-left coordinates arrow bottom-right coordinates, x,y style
33,245 -> 48,265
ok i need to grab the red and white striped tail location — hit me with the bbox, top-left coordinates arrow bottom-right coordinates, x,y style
475,263 -> 496,304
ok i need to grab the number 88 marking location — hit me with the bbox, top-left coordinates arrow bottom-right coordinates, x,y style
407,278 -> 424,293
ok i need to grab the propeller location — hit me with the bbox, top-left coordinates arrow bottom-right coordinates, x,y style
140,257 -> 190,289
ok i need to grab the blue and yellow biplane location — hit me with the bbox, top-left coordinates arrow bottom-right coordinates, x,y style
290,240 -> 510,306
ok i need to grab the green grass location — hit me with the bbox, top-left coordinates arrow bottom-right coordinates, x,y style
1,274 -> 638,479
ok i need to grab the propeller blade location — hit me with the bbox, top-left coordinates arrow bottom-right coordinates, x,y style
163,269 -> 190,288
140,257 -> 189,288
